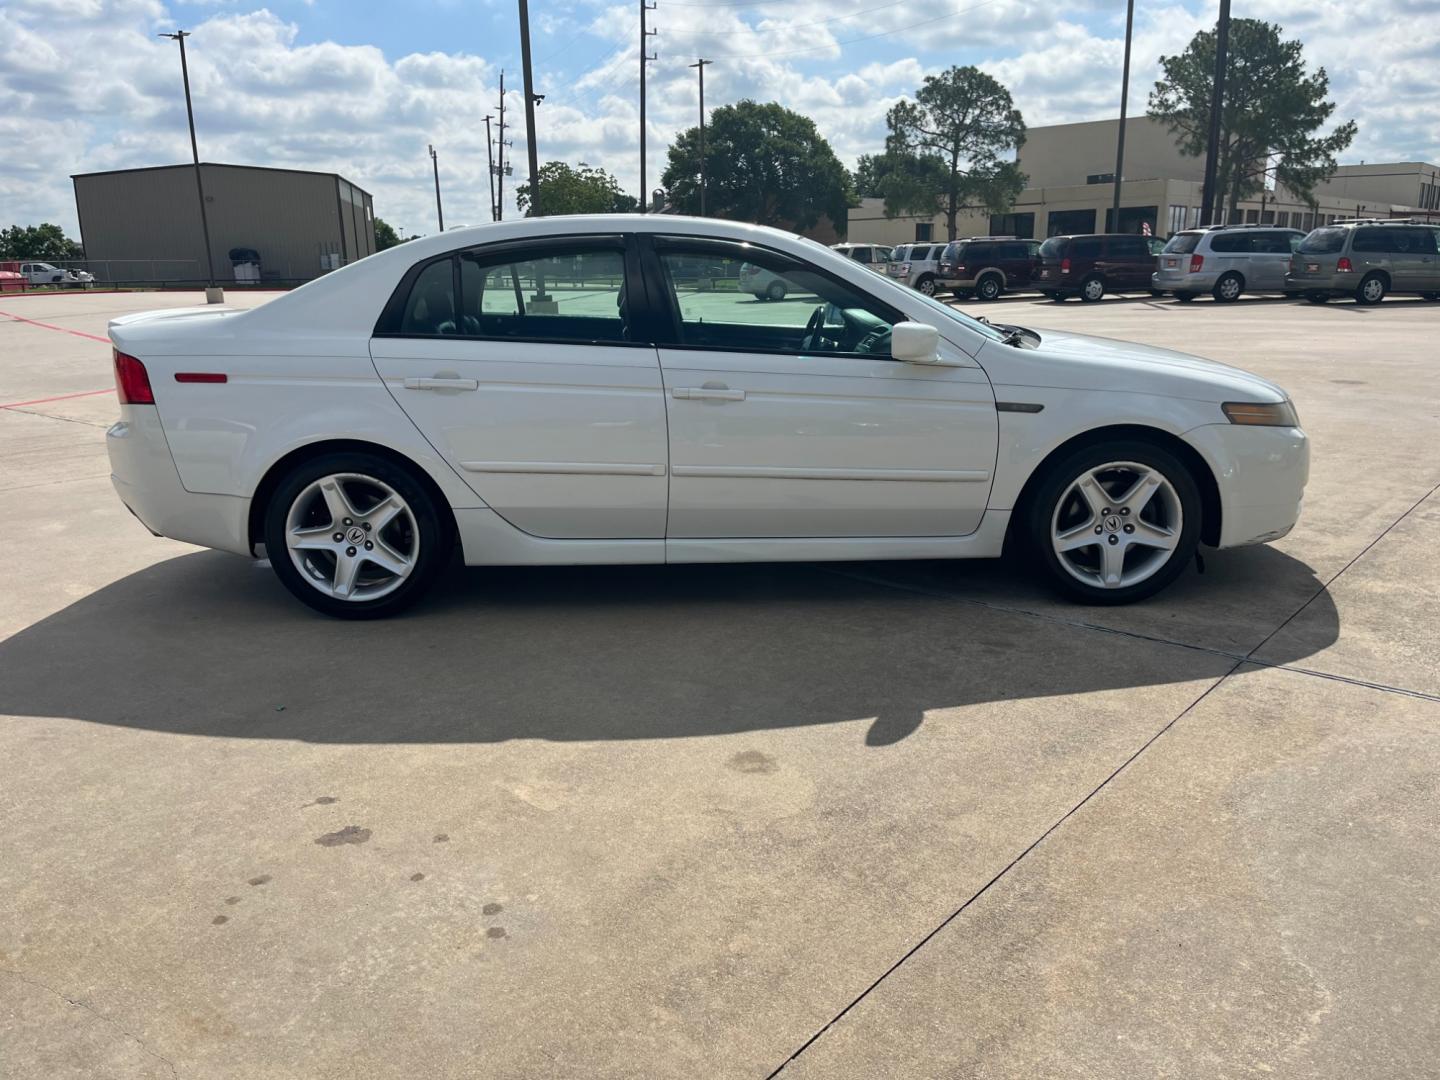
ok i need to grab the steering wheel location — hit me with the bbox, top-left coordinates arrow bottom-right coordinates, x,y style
853,324 -> 892,355
801,305 -> 829,352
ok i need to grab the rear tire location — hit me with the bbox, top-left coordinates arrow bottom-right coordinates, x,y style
1212,272 -> 1243,302
976,274 -> 1003,301
1149,289 -> 1165,297
1305,292 -> 1331,304
1046,291 -> 1067,301
1079,276 -> 1105,302
263,451 -> 450,619
766,280 -> 787,302
1422,292 -> 1440,301
1173,292 -> 1196,303
1025,440 -> 1202,605
916,275 -> 937,296
1355,273 -> 1386,305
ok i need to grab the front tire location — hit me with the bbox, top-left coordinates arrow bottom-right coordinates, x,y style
1355,273 -> 1386,305
1026,441 -> 1201,605
263,452 -> 449,619
1079,276 -> 1105,302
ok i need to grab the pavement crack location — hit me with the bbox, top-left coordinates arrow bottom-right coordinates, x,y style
0,405 -> 110,428
0,969 -> 179,1078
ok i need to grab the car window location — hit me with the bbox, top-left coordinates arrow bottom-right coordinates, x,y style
1209,232 -> 1248,253
1351,228 -> 1390,253
1287,232 -> 1306,252
389,245 -> 629,342
1070,237 -> 1102,258
656,243 -> 903,359
1109,236 -> 1149,258
967,243 -> 995,262
1298,228 -> 1346,255
1038,237 -> 1066,258
1162,233 -> 1202,254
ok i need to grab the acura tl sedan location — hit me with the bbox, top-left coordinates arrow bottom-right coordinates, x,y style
106,216 -> 1308,618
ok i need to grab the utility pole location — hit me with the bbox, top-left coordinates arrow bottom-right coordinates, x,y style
518,0 -> 544,218
639,0 -> 657,212
483,114 -> 497,221
1110,0 -> 1134,231
428,144 -> 444,232
689,58 -> 712,216
1199,0 -> 1232,226
158,30 -> 220,302
496,71 -> 509,221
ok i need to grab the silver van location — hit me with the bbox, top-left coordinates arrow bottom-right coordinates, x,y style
884,243 -> 944,294
1153,225 -> 1305,302
1284,220 -> 1440,304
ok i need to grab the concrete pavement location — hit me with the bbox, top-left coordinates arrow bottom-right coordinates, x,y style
1,289 -> 1436,1078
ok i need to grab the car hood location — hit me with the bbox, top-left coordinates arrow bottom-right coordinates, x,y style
984,327 -> 1288,404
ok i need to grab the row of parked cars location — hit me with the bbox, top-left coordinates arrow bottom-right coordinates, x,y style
875,219 -> 1440,305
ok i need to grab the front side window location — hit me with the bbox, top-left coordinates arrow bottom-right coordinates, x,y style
656,243 -> 903,359
385,243 -> 630,343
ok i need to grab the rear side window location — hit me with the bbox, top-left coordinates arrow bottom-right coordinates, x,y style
1108,236 -> 1149,258
1350,228 -> 1389,253
1038,237 -> 1066,258
399,260 -> 459,335
1070,237 -> 1102,258
1163,233 -> 1202,254
966,243 -> 996,262
1298,228 -> 1346,254
1209,232 -> 1249,253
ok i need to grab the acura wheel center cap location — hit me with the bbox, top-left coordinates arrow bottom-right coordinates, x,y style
1105,515 -> 1121,533
347,527 -> 366,545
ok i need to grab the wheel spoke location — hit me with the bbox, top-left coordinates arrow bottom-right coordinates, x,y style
331,551 -> 362,598
1077,473 -> 1110,517
362,538 -> 410,577
1056,523 -> 1099,552
1117,470 -> 1163,515
1131,519 -> 1179,550
287,525 -> 336,552
319,478 -> 358,526
364,494 -> 404,533
1099,538 -> 1127,587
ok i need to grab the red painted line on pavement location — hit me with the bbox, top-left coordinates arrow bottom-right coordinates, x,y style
0,309 -> 111,343
1,387 -> 114,410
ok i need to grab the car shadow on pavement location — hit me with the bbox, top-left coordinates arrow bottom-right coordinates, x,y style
0,546 -> 1337,747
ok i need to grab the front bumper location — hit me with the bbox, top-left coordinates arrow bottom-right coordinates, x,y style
1184,422 -> 1309,548
108,406 -> 252,556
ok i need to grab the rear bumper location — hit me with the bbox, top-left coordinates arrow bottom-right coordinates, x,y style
1184,422 -> 1309,548
1153,269 -> 1218,292
107,407 -> 252,556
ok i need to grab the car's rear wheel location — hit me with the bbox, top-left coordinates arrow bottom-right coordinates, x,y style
766,280 -> 787,302
1355,273 -> 1386,305
1422,292 -> 1440,301
1046,291 -> 1067,301
1173,291 -> 1196,302
916,275 -> 937,296
1149,289 -> 1165,297
1305,292 -> 1331,304
263,452 -> 449,619
976,274 -> 1003,301
1212,272 -> 1244,302
1026,441 -> 1201,605
1079,276 -> 1105,302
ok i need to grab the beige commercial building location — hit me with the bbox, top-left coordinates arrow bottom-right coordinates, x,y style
849,117 -> 1440,246
72,163 -> 376,285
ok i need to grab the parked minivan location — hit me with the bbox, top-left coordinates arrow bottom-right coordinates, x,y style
1284,220 -> 1440,304
1034,234 -> 1156,301
830,243 -> 893,272
1153,225 -> 1306,302
885,243 -> 944,295
935,237 -> 1041,300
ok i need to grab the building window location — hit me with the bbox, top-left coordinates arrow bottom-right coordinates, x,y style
1188,206 -> 1202,228
988,212 -> 1035,238
1105,205 -> 1158,234
1085,173 -> 1115,185
1245,209 -> 1259,223
914,223 -> 933,242
1168,205 -> 1187,236
1045,208 -> 1097,236
1275,211 -> 1289,227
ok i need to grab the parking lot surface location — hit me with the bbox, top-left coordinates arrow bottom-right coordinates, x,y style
2,289 -> 1437,1079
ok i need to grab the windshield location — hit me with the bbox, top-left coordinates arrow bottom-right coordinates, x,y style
1162,233 -> 1202,254
902,287 -> 1008,342
1038,237 -> 1065,258
1298,228 -> 1346,254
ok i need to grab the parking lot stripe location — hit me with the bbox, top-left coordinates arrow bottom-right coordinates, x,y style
1,388 -> 114,410
0,309 -> 111,344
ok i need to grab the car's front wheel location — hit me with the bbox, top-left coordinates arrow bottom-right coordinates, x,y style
1026,441 -> 1201,605
263,452 -> 449,619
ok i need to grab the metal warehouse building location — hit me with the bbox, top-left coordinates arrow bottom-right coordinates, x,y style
71,163 -> 376,285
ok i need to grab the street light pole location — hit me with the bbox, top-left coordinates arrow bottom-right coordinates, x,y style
483,114 -> 497,222
518,0 -> 544,218
1199,0 -> 1232,226
689,58 -> 712,216
428,144 -> 444,232
639,0 -> 656,212
158,30 -> 220,303
1110,0 -> 1134,231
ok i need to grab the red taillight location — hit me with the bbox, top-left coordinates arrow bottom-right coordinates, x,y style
113,349 -> 154,405
1336,256 -> 1353,272
1060,257 -> 1071,275
175,372 -> 227,384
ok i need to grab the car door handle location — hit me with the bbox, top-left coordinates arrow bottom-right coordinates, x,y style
673,385 -> 745,401
403,376 -> 479,391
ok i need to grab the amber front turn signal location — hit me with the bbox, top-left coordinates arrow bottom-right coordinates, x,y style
1222,400 -> 1299,427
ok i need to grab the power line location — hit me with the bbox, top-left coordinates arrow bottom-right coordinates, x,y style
659,0 -> 912,37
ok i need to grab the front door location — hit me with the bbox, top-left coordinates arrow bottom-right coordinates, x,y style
370,237 -> 668,539
644,237 -> 997,539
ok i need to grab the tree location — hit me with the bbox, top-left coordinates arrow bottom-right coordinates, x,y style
1148,19 -> 1356,217
516,162 -> 637,216
373,217 -> 403,250
853,151 -> 952,212
0,223 -> 83,261
884,67 -> 1027,241
662,100 -> 853,233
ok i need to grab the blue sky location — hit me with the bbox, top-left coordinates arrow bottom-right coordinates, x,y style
3,0 -> 1437,238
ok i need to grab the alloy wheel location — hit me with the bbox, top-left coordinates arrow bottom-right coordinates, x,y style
284,472 -> 419,601
1050,461 -> 1183,590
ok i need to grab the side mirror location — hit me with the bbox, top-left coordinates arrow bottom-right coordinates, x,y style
891,321 -> 942,364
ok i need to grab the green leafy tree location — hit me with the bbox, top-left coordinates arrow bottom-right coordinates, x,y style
662,100 -> 853,233
0,223 -> 83,260
373,217 -> 403,250
1148,18 -> 1356,216
516,162 -> 637,216
884,66 -> 1026,241
853,151 -> 952,210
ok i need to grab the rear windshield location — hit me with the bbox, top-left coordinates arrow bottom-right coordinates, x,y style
1162,233 -> 1202,254
1298,228 -> 1346,254
1038,237 -> 1066,258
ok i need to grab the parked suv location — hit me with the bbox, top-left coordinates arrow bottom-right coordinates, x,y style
1285,220 -> 1440,304
1153,225 -> 1305,302
1034,234 -> 1156,301
885,243 -> 944,295
936,237 -> 1040,300
830,242 -> 893,272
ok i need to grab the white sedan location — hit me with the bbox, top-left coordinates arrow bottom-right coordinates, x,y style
106,215 -> 1308,618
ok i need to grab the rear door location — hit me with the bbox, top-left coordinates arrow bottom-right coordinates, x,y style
1249,231 -> 1296,290
370,236 -> 669,539
998,241 -> 1034,287
645,236 -> 997,539
1106,235 -> 1152,289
